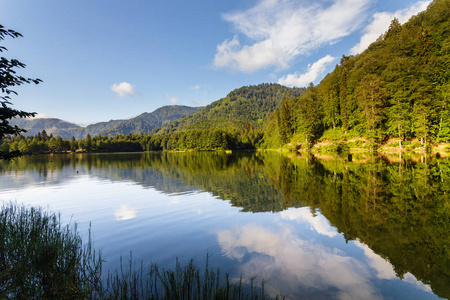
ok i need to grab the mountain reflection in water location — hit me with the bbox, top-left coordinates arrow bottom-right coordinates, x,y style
0,151 -> 448,299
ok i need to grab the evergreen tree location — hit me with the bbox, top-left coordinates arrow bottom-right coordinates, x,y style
279,95 -> 292,144
357,74 -> 385,150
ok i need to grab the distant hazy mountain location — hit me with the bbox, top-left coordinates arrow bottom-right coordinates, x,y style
10,118 -> 83,139
11,105 -> 201,139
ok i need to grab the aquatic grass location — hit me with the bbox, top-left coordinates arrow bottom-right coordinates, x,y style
103,253 -> 280,300
1,203 -> 282,299
0,202 -> 103,299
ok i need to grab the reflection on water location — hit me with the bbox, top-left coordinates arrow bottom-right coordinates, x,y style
114,204 -> 137,221
0,152 -> 449,299
218,222 -> 380,300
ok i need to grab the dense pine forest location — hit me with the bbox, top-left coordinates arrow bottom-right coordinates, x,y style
1,0 -> 449,155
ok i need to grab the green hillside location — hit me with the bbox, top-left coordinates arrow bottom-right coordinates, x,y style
265,0 -> 450,150
158,83 -> 305,134
101,105 -> 201,136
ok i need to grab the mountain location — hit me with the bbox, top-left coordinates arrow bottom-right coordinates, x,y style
10,118 -> 83,138
11,105 -> 201,139
158,83 -> 306,134
99,105 -> 202,137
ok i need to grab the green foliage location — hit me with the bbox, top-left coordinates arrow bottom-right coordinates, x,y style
263,0 -> 450,151
0,25 -> 41,160
291,84 -> 324,147
0,203 -> 102,298
106,254 -> 277,300
158,84 -> 305,134
0,125 -> 265,155
279,95 -> 293,144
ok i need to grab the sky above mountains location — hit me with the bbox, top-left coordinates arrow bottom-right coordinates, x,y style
1,0 -> 431,125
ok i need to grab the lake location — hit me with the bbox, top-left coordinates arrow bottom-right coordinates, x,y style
0,151 -> 448,299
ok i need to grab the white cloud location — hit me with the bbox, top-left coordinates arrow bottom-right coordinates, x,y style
350,1 -> 431,54
278,55 -> 336,87
214,0 -> 369,72
190,84 -> 201,90
110,82 -> 138,97
166,94 -> 178,104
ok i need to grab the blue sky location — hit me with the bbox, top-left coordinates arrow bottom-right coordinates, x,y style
1,0 -> 431,125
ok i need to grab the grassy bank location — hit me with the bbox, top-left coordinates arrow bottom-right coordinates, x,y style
0,203 -> 280,299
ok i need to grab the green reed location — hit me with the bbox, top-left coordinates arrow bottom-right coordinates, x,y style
0,202 -> 103,299
0,203 -> 282,299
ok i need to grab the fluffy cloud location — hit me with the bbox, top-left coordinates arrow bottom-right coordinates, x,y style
278,55 -> 336,87
190,84 -> 201,90
214,0 -> 369,72
350,1 -> 431,54
110,82 -> 138,97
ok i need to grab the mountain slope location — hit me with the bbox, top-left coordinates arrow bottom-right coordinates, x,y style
11,105 -> 201,139
10,118 -> 83,138
158,83 -> 306,134
101,105 -> 201,137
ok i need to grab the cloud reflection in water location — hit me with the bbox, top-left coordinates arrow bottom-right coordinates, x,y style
218,223 -> 381,300
114,204 -> 137,221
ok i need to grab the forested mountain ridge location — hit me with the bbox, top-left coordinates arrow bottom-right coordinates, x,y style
265,0 -> 450,150
94,105 -> 202,137
9,118 -> 83,139
10,105 -> 201,139
157,83 -> 306,134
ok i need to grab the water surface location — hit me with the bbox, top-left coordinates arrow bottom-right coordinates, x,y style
0,152 -> 448,299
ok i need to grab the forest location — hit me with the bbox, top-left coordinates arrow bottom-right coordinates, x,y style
0,127 -> 263,154
264,0 -> 450,150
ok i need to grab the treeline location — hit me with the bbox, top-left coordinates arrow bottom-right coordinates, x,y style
0,127 -> 263,155
264,0 -> 450,150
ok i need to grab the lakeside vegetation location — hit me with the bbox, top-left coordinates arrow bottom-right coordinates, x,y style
0,202 -> 280,299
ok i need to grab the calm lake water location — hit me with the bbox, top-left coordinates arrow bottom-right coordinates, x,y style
0,151 -> 448,299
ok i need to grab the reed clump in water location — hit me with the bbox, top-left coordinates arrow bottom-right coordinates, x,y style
104,253 -> 281,300
0,202 -> 102,298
